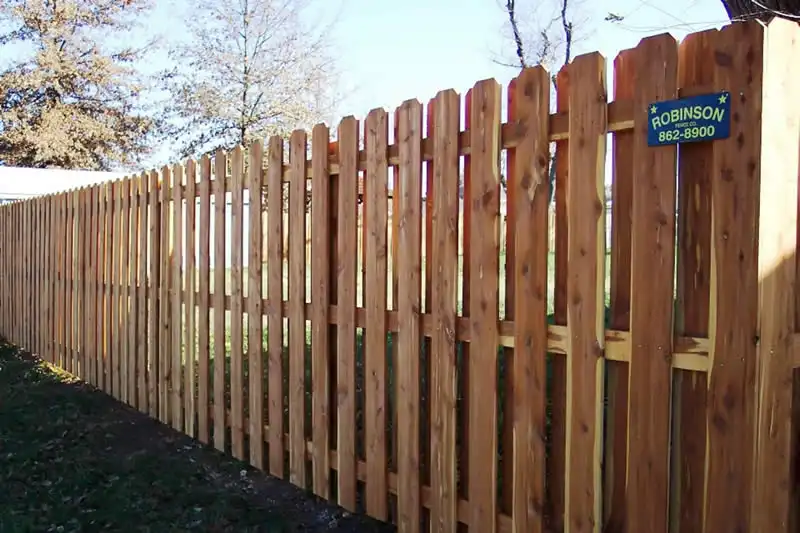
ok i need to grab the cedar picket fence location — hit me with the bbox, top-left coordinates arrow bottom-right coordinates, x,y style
2,19 -> 800,533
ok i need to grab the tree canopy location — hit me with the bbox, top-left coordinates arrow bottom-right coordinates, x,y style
160,0 -> 339,160
0,0 -> 158,170
721,0 -> 800,21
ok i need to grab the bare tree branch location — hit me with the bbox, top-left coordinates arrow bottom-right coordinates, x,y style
505,0 -> 528,69
497,0 -> 574,201
160,0 -> 342,160
560,0 -> 572,66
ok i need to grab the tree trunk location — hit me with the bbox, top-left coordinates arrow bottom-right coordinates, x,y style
721,0 -> 800,21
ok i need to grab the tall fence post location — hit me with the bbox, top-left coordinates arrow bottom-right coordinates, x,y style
752,18 -> 800,533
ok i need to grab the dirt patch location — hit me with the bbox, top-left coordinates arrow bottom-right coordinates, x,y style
0,339 -> 396,533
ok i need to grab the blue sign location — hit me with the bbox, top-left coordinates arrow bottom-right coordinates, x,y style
647,91 -> 730,146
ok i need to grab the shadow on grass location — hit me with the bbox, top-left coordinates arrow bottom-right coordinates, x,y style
0,338 -> 396,533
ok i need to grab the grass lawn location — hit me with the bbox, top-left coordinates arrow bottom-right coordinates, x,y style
0,339 -> 396,533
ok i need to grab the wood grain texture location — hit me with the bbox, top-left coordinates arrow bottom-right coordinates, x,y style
247,141 -> 265,470
565,53 -> 607,533
289,130 -> 308,486
148,171 -> 161,418
704,21 -> 762,533
120,178 -> 131,403
44,196 -> 52,362
97,184 -> 106,390
65,191 -> 75,374
751,18 -> 800,533
91,185 -> 101,388
311,124 -> 332,498
137,174 -> 149,413
106,183 -> 115,394
673,29 -> 716,533
127,178 -> 136,405
185,160 -> 197,437
123,177 -> 134,406
213,152 -> 227,453
230,147 -> 245,460
627,34 -> 678,533
197,157 -> 212,444
171,164 -> 184,431
364,107 -> 389,520
548,66 -> 569,533
604,47 -> 634,533
509,66 -> 550,533
160,167 -> 172,424
501,79 -> 516,522
113,180 -> 123,400
468,79 -> 501,533
336,117 -> 359,512
429,89 -> 459,533
396,100 -> 423,532
267,136 -> 285,478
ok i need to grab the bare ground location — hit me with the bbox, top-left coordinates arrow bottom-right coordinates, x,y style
0,339 -> 397,533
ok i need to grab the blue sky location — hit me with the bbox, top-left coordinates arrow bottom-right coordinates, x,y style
142,0 -> 730,123
0,0 -> 731,196
325,0 -> 729,119
130,0 -> 730,170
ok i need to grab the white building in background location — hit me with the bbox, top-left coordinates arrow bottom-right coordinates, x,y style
0,166 -> 126,204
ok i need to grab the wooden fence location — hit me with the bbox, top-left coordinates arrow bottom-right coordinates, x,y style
1,19 -> 800,533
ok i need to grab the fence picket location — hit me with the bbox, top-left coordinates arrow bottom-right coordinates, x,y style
468,79 -> 503,533
44,196 -> 51,361
705,21 -> 763,533
137,173 -> 149,413
65,192 -> 74,374
365,107 -> 389,520
752,18 -> 800,533
148,169 -> 161,419
627,34 -> 679,533
289,130 -> 308,487
247,141 -> 265,469
673,29 -> 715,533
565,53 -> 607,533
311,123 -> 332,498
429,88 -> 459,533
102,182 -> 111,392
185,160 -> 197,437
89,185 -> 100,387
197,157 -> 212,444
230,148 -> 245,458
113,180 -> 123,399
549,66 -> 569,533
267,137 -> 285,477
160,167 -> 172,424
604,47 -> 634,533
508,66 -> 550,533
396,99 -> 423,531
172,164 -> 185,431
213,151 -> 227,453
336,116 -> 359,511
122,177 -> 132,404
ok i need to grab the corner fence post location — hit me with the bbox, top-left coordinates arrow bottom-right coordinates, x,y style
752,18 -> 800,533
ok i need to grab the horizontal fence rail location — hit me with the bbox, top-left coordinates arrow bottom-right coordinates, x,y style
1,19 -> 800,533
